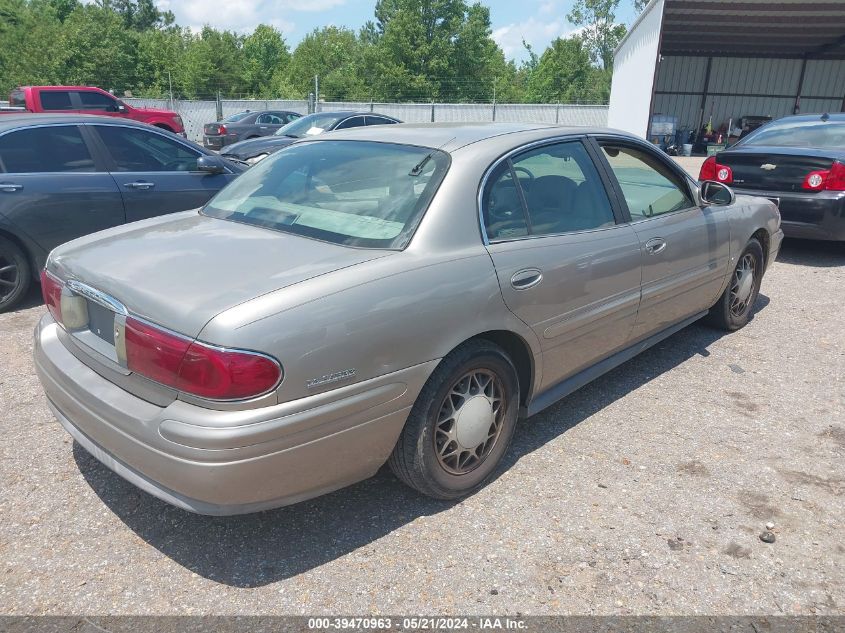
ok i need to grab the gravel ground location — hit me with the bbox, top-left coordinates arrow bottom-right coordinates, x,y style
1,238 -> 843,616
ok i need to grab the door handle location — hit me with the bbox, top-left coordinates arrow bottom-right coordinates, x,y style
511,268 -> 543,290
645,237 -> 667,255
0,183 -> 23,193
123,181 -> 156,190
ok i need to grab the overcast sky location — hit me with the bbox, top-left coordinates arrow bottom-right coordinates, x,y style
154,0 -> 638,63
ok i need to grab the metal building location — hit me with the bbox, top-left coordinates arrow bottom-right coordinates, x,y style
608,0 -> 845,142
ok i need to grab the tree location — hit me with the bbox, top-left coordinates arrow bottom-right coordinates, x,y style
243,24 -> 291,97
525,35 -> 598,103
632,0 -> 649,12
289,27 -> 367,100
566,0 -> 627,69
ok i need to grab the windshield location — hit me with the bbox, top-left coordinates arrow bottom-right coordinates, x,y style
740,118 -> 845,149
203,140 -> 449,249
273,113 -> 346,138
223,111 -> 253,123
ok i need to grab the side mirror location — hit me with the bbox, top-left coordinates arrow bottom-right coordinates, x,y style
700,180 -> 735,206
197,155 -> 226,175
116,101 -> 126,113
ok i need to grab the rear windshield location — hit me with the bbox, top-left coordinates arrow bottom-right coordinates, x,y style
202,140 -> 449,249
223,111 -> 253,122
740,119 -> 845,149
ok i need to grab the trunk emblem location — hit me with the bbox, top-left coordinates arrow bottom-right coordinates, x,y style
761,163 -> 777,171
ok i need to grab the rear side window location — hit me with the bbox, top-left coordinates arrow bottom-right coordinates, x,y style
600,144 -> 694,219
95,126 -> 199,172
38,91 -> 74,111
366,116 -> 396,126
0,126 -> 95,173
78,91 -> 119,112
334,116 -> 366,130
482,141 -> 615,241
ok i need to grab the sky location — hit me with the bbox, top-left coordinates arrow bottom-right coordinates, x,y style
154,0 -> 639,63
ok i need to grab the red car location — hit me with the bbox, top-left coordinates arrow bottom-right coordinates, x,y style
3,86 -> 185,136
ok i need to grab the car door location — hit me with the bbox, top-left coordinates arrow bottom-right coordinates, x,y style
255,112 -> 286,136
0,124 -> 125,253
73,91 -> 123,118
89,124 -> 237,222
481,138 -> 643,392
594,138 -> 731,342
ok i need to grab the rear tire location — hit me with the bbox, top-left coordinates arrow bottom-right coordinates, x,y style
707,237 -> 764,331
0,235 -> 31,313
388,340 -> 520,500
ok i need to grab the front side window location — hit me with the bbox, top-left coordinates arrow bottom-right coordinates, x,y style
0,126 -> 95,173
482,141 -> 615,241
95,126 -> 199,172
38,91 -> 73,111
203,140 -> 449,249
257,113 -> 283,125
600,144 -> 694,219
78,91 -> 118,111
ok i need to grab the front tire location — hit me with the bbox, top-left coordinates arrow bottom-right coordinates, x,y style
0,235 -> 31,313
707,237 -> 764,331
389,340 -> 520,500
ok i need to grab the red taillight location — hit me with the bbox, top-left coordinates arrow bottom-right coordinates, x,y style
124,317 -> 282,400
699,155 -> 733,183
218,124 -> 227,135
40,270 -> 63,324
802,161 -> 845,191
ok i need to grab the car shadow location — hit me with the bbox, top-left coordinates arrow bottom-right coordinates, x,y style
73,303 -> 767,588
776,238 -> 845,268
8,283 -> 43,312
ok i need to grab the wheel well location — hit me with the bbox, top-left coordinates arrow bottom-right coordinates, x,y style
752,228 -> 770,267
0,228 -> 38,281
471,330 -> 534,407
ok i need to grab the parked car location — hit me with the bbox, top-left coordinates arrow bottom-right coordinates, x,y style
203,110 -> 302,150
34,123 -> 782,515
0,114 -> 243,312
700,112 -> 845,241
220,111 -> 400,164
2,86 -> 186,136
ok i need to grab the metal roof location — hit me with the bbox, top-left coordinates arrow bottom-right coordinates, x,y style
660,0 -> 845,59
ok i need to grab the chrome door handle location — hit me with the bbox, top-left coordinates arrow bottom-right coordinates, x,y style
645,238 -> 667,254
124,181 -> 156,190
0,183 -> 23,193
511,268 -> 543,290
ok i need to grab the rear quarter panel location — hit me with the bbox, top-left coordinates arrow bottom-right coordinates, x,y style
727,195 -> 781,262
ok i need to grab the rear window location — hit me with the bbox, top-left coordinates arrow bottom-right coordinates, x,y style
39,91 -> 74,111
223,111 -> 253,122
203,140 -> 449,249
741,119 -> 845,149
9,89 -> 25,108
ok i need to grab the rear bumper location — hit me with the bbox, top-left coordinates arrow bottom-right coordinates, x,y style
733,188 -> 845,241
203,134 -> 237,149
35,315 -> 435,515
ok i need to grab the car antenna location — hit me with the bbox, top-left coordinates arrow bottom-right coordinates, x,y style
409,137 -> 455,176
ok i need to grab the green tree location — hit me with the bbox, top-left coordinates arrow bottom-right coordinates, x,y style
567,0 -> 627,69
242,24 -> 291,97
289,27 -> 367,100
632,0 -> 649,12
525,35 -> 597,103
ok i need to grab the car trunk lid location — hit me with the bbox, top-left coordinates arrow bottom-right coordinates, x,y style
49,211 -> 390,340
718,147 -> 834,192
204,122 -> 224,136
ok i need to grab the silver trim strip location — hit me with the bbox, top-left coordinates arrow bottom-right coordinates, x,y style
66,279 -> 128,315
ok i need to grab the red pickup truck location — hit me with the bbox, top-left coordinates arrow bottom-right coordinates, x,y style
2,86 -> 185,135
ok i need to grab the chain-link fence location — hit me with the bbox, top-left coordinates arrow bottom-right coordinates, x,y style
125,98 -> 609,143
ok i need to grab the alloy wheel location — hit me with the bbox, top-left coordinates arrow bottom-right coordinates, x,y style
0,253 -> 20,306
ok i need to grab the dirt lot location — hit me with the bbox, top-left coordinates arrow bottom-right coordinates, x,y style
1,236 -> 843,616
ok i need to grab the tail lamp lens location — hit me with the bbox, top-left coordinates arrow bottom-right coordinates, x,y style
699,156 -> 732,183
803,161 -> 845,191
124,317 -> 281,400
41,270 -> 63,324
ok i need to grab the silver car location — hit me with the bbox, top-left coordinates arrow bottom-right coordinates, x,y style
34,123 -> 783,515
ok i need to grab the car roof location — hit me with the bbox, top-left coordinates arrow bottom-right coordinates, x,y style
0,113 -> 154,132
307,122 -> 634,152
771,113 -> 845,123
